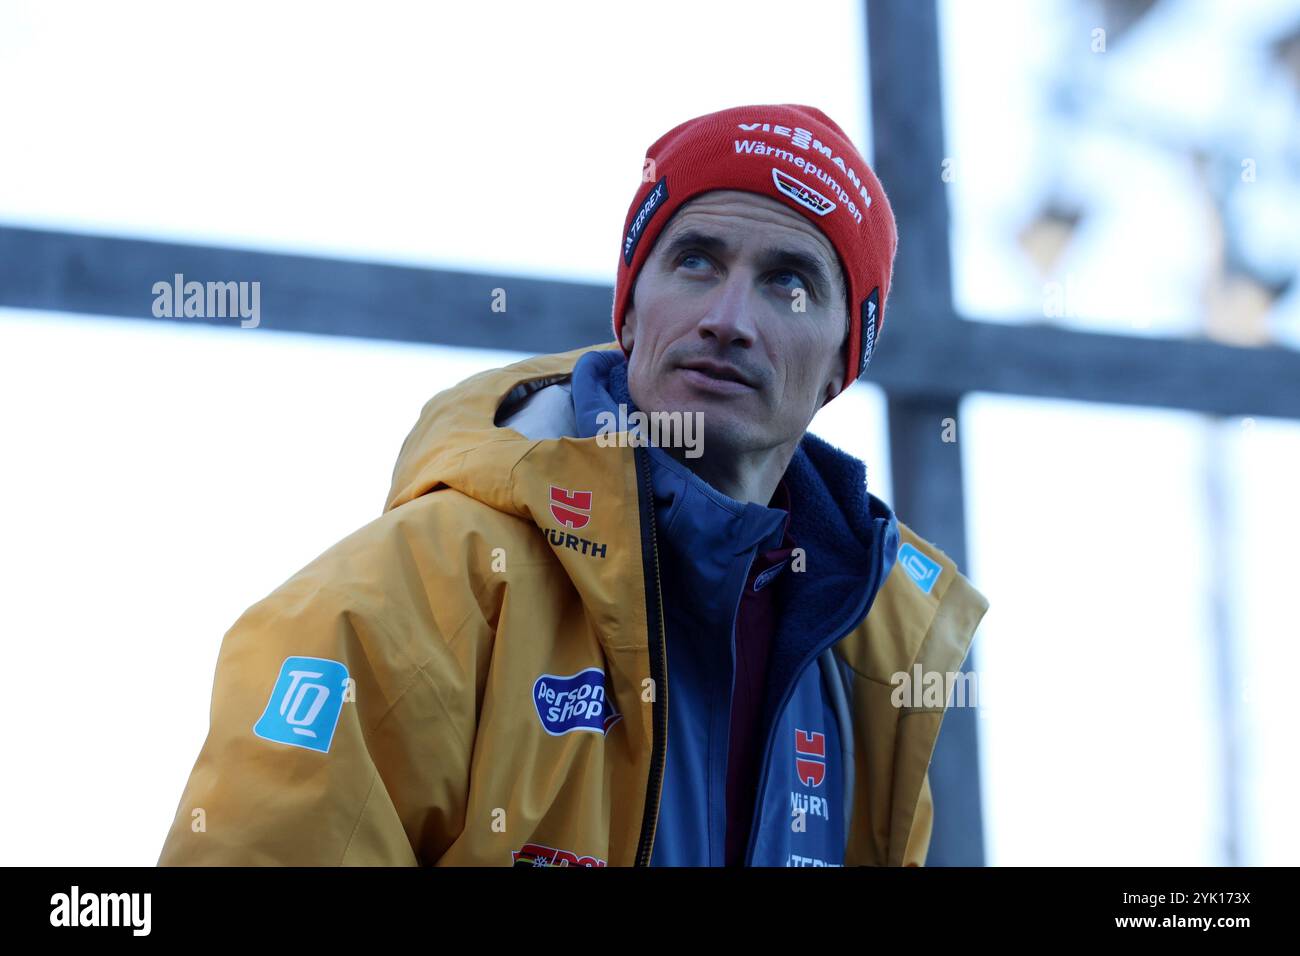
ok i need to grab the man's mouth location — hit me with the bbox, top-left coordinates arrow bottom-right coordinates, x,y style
678,360 -> 756,391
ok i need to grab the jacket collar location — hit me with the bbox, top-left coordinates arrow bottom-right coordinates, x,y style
571,348 -> 791,613
568,347 -> 900,718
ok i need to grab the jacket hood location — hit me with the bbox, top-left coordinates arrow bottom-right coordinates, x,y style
385,343 -> 621,516
385,342 -> 657,655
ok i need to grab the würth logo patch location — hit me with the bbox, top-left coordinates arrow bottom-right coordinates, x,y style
794,728 -> 827,788
549,486 -> 592,529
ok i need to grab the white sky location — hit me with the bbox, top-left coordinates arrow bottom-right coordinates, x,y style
0,0 -> 869,282
0,0 -> 1296,866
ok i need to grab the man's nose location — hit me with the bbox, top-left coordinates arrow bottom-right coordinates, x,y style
695,269 -> 758,346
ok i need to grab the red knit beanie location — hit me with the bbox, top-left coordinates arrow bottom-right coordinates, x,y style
612,103 -> 897,389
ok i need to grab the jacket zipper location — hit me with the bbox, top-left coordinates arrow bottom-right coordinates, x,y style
742,516 -> 889,866
633,442 -> 669,866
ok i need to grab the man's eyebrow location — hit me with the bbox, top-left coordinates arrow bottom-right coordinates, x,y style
659,229 -> 732,263
659,228 -> 835,298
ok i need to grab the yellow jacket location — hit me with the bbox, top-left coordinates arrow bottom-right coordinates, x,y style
158,342 -> 988,866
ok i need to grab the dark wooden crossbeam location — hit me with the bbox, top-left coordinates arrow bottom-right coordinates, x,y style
3,224 -> 1295,418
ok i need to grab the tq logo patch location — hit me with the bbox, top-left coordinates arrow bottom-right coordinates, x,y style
253,656 -> 350,754
897,542 -> 942,594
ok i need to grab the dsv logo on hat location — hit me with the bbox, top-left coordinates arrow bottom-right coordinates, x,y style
771,168 -> 836,217
533,668 -> 622,736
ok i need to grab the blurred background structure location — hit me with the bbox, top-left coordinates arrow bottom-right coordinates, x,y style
1,0 -> 1296,866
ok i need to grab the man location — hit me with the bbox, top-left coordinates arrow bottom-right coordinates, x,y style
159,104 -> 989,867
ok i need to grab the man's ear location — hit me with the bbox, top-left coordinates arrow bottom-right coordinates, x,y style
819,345 -> 847,408
820,370 -> 845,408
621,304 -> 637,351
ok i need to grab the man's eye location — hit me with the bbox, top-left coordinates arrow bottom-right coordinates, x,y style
679,253 -> 709,269
771,270 -> 810,292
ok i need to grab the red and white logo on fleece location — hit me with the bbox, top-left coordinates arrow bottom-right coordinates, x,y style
794,728 -> 827,788
549,486 -> 592,530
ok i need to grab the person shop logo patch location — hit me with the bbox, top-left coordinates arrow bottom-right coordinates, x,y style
533,667 -> 622,736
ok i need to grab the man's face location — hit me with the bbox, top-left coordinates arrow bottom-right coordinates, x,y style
620,189 -> 848,463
